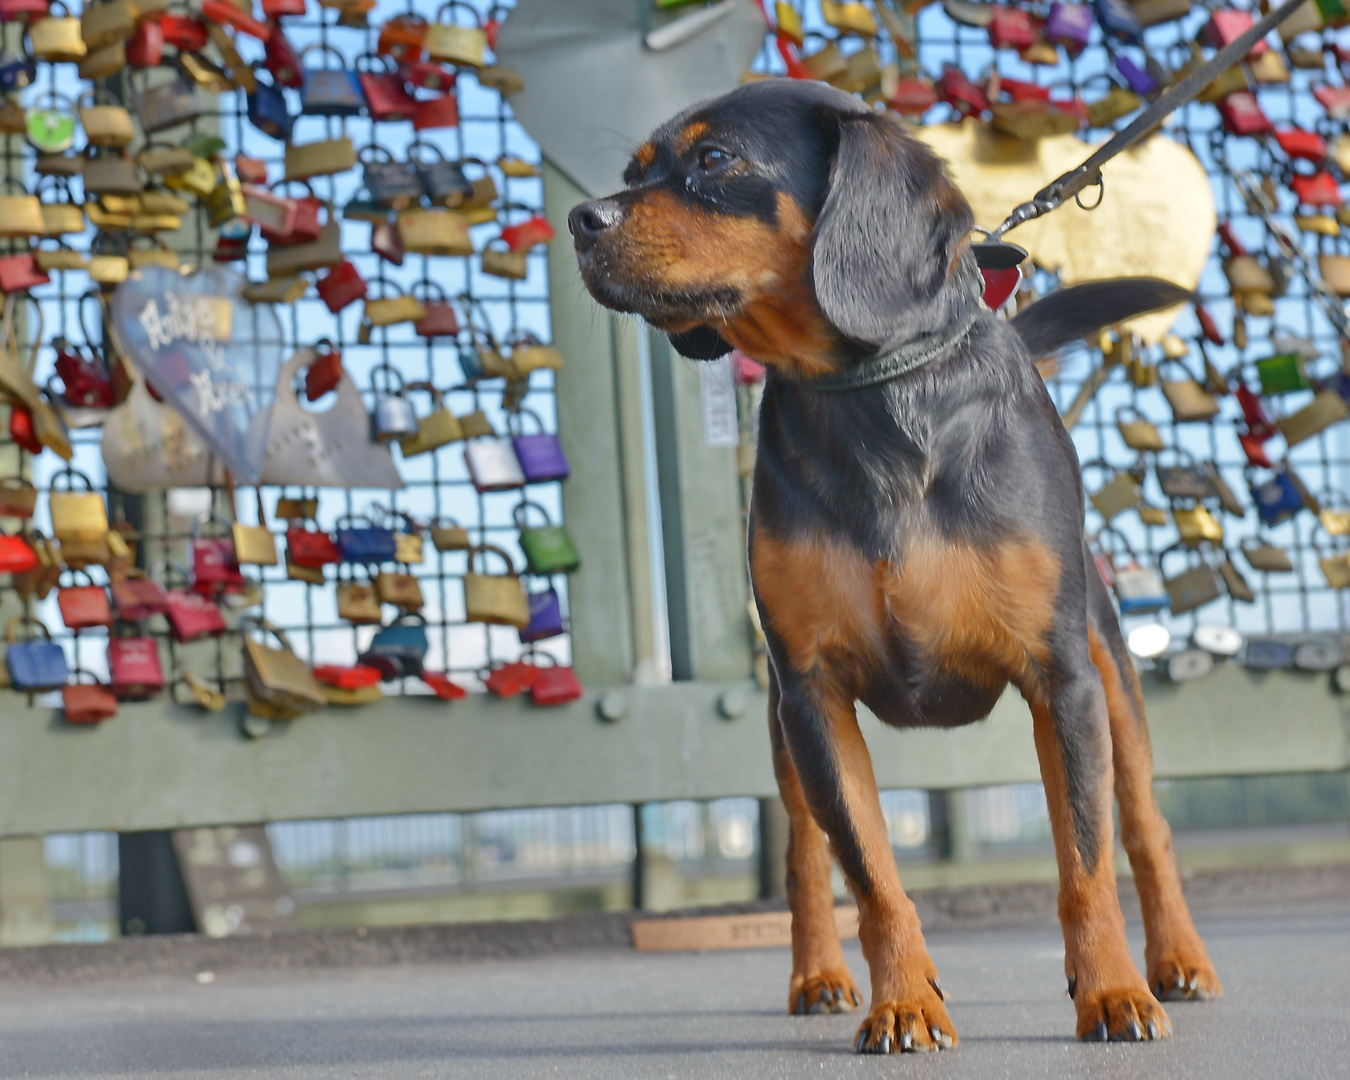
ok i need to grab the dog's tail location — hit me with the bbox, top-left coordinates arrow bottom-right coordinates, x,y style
1009,278 -> 1193,358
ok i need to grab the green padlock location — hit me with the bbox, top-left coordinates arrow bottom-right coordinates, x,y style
1255,353 -> 1309,395
514,502 -> 580,575
25,93 -> 76,154
183,132 -> 227,160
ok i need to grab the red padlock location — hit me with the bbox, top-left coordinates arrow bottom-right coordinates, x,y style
108,634 -> 165,700
1195,304 -> 1225,345
287,523 -> 341,565
483,660 -> 540,697
0,0 -> 50,21
996,77 -> 1052,103
421,671 -> 467,700
314,663 -> 382,690
1218,92 -> 1273,137
164,588 -> 227,642
0,529 -> 38,574
413,289 -> 460,337
235,154 -> 268,184
54,339 -> 115,409
1291,169 -> 1341,207
9,404 -> 41,455
399,59 -> 455,91
159,13 -> 208,50
937,64 -> 989,116
1239,430 -> 1274,468
1217,220 -> 1247,256
192,534 -> 245,594
1275,127 -> 1328,162
63,680 -> 118,724
359,64 -> 419,122
304,340 -> 344,400
987,7 -> 1037,50
1236,382 -> 1275,437
531,664 -> 583,706
110,572 -> 168,621
1203,10 -> 1269,57
0,253 -> 49,293
125,18 -> 163,67
261,0 -> 305,17
316,260 -> 367,313
57,575 -> 113,630
887,77 -> 937,116
372,221 -> 405,265
214,234 -> 249,262
500,215 -> 556,253
1313,84 -> 1350,119
263,23 -> 303,88
200,0 -> 269,40
412,92 -> 460,132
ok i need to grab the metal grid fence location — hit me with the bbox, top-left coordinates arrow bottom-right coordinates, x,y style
4,0 -> 568,700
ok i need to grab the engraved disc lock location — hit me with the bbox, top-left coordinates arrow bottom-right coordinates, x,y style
370,364 -> 417,442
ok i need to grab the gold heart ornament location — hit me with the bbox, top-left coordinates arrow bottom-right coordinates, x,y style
917,123 -> 1216,344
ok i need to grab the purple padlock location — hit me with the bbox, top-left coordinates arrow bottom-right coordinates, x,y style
509,408 -> 570,484
520,587 -> 565,643
1045,3 -> 1092,55
1113,54 -> 1157,97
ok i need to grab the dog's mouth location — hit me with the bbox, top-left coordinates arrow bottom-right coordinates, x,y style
576,248 -> 743,329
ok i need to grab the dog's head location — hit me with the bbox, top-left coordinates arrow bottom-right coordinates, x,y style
570,80 -> 981,378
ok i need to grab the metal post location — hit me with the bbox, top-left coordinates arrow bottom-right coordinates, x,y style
117,831 -> 195,935
631,803 -> 646,910
928,790 -> 977,863
758,797 -> 789,900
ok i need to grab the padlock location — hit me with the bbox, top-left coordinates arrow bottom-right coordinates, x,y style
412,281 -> 460,338
48,469 -> 108,541
374,568 -> 424,614
431,517 -> 471,551
1097,528 -> 1167,614
110,568 -> 168,621
427,0 -> 486,66
1277,390 -> 1349,446
0,523 -> 40,575
1159,648 -> 1214,683
1247,464 -> 1306,527
1092,0 -> 1140,40
370,365 -> 419,442
400,207 -> 474,256
1083,461 -> 1140,522
401,57 -> 454,91
1193,624 -> 1244,657
1294,635 -> 1346,671
232,487 -> 278,567
1240,536 -> 1294,573
248,71 -> 293,141
314,664 -> 383,692
299,41 -> 365,115
199,0 -> 268,38
377,10 -> 428,60
0,50 -> 36,94
508,407 -> 570,482
514,502 -> 580,574
372,220 -> 405,265
1172,505 -> 1224,546
363,283 -> 427,329
1314,526 -> 1350,588
413,89 -> 461,132
530,661 -> 584,706
5,617 -> 69,691
83,147 -> 142,197
361,143 -> 425,209
1291,170 -> 1341,207
286,520 -> 340,569
500,211 -> 556,252
125,16 -> 163,66
1219,91 -> 1273,137
987,6 -> 1036,49
315,259 -> 367,315
107,626 -> 165,701
78,37 -> 125,79
63,674 -> 119,724
357,51 -> 418,121
398,382 -> 464,457
1114,404 -> 1164,452
0,179 -> 45,238
30,2 -> 86,61
408,140 -> 473,206
302,339 -> 344,401
25,92 -> 76,154
336,568 -> 381,624
1045,2 -> 1092,53
481,238 -> 528,279
263,23 -> 302,87
520,586 -> 565,643
1217,554 -> 1255,604
133,73 -> 202,134
1244,636 -> 1295,671
334,515 -> 397,564
265,220 -> 342,276
1254,351 -> 1309,395
1158,358 -> 1220,422
1160,543 -> 1223,615
190,514 -> 245,594
56,569 -> 112,630
463,545 -> 530,626
241,617 -> 326,715
0,478 -> 37,519
1155,448 -> 1214,502
0,252 -> 50,292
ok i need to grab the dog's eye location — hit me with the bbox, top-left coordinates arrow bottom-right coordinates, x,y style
696,146 -> 733,172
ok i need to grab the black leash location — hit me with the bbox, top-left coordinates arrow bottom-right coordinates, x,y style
977,0 -> 1313,266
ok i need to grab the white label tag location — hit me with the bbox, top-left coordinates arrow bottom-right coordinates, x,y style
699,356 -> 739,448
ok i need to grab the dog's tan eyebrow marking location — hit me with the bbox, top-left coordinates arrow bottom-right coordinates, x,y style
632,141 -> 657,170
675,121 -> 710,152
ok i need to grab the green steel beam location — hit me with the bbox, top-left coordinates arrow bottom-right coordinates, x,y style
0,667 -> 1345,837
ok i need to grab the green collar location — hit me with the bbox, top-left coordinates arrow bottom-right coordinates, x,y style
798,306 -> 980,393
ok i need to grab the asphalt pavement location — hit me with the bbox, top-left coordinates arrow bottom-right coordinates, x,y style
1,900 -> 1347,1080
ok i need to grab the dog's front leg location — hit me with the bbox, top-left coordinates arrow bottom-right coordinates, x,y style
773,663 -> 955,1053
1026,665 -> 1172,1041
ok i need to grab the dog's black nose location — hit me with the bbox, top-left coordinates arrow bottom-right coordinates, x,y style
569,199 -> 623,243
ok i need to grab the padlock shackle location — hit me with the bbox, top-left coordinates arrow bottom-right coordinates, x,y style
5,615 -> 52,644
511,500 -> 556,531
47,465 -> 97,493
467,543 -> 518,578
58,566 -> 97,589
504,407 -> 545,437
239,615 -> 295,653
435,0 -> 483,27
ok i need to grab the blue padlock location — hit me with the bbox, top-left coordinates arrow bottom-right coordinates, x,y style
0,54 -> 36,94
248,76 -> 293,141
520,587 -> 565,643
1247,465 -> 1305,527
1113,55 -> 1157,97
6,617 -> 70,692
359,614 -> 429,680
300,43 -> 366,117
1093,0 -> 1140,42
334,515 -> 398,564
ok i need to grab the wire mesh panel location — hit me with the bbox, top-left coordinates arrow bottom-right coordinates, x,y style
3,0 -> 572,708
745,2 -> 1350,660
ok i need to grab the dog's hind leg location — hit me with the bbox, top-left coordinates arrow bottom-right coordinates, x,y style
1084,550 -> 1221,1002
769,669 -> 862,1016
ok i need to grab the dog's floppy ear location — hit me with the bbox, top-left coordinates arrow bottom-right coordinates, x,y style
668,325 -> 732,360
811,110 -> 979,348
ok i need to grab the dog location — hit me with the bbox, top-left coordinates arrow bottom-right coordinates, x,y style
571,79 -> 1220,1053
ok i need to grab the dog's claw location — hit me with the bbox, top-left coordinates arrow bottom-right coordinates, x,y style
1068,976 -> 1077,1000
851,988 -> 862,1007
1126,1020 -> 1141,1042
900,1031 -> 913,1051
879,1034 -> 892,1054
794,993 -> 807,1016
855,1031 -> 867,1054
1147,1020 -> 1158,1040
1094,1020 -> 1108,1042
928,976 -> 944,1001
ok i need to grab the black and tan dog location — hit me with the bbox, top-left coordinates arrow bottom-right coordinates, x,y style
571,80 -> 1220,1053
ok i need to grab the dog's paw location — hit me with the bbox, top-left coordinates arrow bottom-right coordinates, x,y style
1076,985 -> 1172,1042
1150,947 -> 1222,1002
789,967 -> 861,1015
852,987 -> 955,1053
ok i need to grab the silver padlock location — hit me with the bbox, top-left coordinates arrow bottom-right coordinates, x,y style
1161,648 -> 1214,683
370,365 -> 418,443
1192,624 -> 1243,657
464,437 -> 526,492
1293,634 -> 1345,672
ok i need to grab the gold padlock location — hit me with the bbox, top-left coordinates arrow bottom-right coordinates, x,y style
139,144 -> 195,177
49,473 -> 109,541
232,489 -> 278,567
375,569 -> 423,611
81,0 -> 135,49
30,4 -> 87,62
78,92 -> 135,147
509,336 -> 564,374
431,518 -> 471,551
139,189 -> 190,216
180,51 -> 235,92
206,172 -> 246,228
821,0 -> 877,35
127,239 -> 180,270
244,277 -> 309,304
394,531 -> 424,565
481,239 -> 527,280
78,40 -> 126,80
1172,506 -> 1224,546
183,671 -> 227,712
88,243 -> 130,285
463,544 -> 530,627
34,243 -> 87,272
242,618 -> 326,716
39,201 -> 85,237
426,18 -> 486,67
478,65 -> 524,94
284,137 -> 357,181
162,157 -> 218,199
397,208 -> 473,256
0,186 -> 47,238
85,202 -> 133,230
399,382 -> 464,457
336,576 -> 382,624
364,293 -> 427,328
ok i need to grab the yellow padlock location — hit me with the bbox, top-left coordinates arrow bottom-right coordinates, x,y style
162,157 -> 218,199
426,13 -> 486,67
397,208 -> 473,256
284,137 -> 357,181
1172,506 -> 1224,546
0,185 -> 46,238
80,0 -> 135,50
399,382 -> 465,457
364,293 -> 427,328
480,238 -> 527,280
30,4 -> 87,61
49,472 -> 109,541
